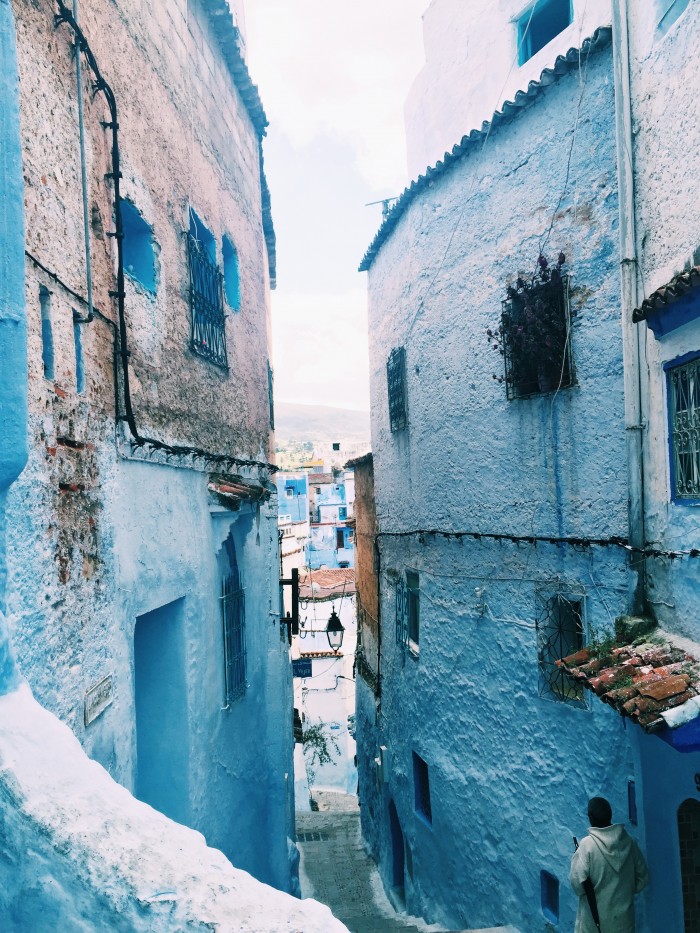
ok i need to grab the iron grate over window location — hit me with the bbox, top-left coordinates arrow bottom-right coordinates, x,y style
387,346 -> 408,432
668,356 -> 700,499
186,232 -> 228,369
536,582 -> 586,707
501,275 -> 574,400
221,571 -> 246,705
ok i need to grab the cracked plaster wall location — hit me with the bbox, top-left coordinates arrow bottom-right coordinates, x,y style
361,47 -> 646,931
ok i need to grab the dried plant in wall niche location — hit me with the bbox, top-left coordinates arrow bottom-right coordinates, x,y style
487,253 -> 575,400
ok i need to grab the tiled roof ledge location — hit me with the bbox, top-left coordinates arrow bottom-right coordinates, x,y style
558,624 -> 700,737
358,25 -> 613,273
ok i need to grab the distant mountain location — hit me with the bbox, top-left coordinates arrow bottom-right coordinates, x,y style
275,402 -> 370,443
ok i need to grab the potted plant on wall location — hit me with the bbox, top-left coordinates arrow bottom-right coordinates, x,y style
487,253 -> 574,400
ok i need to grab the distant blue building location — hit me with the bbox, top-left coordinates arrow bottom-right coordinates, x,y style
307,471 -> 355,569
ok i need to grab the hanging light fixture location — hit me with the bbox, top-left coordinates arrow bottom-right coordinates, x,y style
326,608 -> 345,652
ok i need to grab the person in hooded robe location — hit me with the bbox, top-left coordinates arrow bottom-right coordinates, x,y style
570,796 -> 649,933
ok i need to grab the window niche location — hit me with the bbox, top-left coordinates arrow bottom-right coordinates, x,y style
536,582 -> 586,707
540,870 -> 560,924
488,253 -> 574,400
120,198 -> 156,294
412,751 -> 432,825
223,235 -> 241,311
40,286 -> 55,381
518,0 -> 572,65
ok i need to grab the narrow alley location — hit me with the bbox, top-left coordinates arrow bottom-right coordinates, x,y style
297,794 -> 520,933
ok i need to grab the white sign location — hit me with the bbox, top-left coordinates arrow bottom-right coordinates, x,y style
84,674 -> 114,726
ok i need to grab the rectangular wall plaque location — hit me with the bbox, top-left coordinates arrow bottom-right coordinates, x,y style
292,658 -> 312,679
84,674 -> 114,726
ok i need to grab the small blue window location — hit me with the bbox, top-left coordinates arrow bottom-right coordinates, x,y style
518,0 -> 571,64
223,235 -> 241,310
189,208 -> 216,263
40,286 -> 55,381
121,199 -> 156,294
339,507 -> 347,520
628,780 -> 638,826
413,751 -> 432,825
73,310 -> 85,394
541,870 -> 559,924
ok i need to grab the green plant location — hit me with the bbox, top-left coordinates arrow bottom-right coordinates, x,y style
302,722 -> 340,788
487,253 -> 573,398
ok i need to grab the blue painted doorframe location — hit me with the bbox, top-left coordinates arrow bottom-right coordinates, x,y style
0,0 -> 28,695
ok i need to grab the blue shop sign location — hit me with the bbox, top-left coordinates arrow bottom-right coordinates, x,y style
292,658 -> 313,678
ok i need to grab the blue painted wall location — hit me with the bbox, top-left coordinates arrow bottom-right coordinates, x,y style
0,0 -> 27,694
361,45 -> 647,931
276,474 -> 309,522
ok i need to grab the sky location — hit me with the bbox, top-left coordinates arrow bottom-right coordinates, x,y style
245,0 -> 430,412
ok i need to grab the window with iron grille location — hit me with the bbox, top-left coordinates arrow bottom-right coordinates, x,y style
387,346 -> 407,432
406,571 -> 419,651
667,355 -> 700,499
186,215 -> 228,369
536,583 -> 586,707
221,544 -> 246,705
488,258 -> 574,400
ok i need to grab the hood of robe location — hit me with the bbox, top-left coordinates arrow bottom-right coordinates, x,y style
587,824 -> 633,873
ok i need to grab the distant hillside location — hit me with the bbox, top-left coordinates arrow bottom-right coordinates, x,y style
275,402 -> 370,443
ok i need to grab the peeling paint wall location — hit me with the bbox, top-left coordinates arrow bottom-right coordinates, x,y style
6,0 -> 294,893
362,45 -> 645,931
404,0 -> 612,179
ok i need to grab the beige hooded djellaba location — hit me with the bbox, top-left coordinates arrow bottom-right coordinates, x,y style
570,824 -> 649,933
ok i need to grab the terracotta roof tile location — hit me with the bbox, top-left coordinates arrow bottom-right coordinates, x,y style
558,626 -> 700,733
633,266 -> 700,322
299,568 -> 356,600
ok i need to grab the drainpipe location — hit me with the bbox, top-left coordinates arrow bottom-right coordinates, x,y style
0,0 -> 28,692
611,0 -> 646,612
72,0 -> 94,322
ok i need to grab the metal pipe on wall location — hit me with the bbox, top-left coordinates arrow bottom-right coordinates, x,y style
611,0 -> 647,612
73,0 -> 94,322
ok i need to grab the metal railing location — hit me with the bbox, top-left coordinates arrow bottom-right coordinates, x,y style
187,233 -> 228,369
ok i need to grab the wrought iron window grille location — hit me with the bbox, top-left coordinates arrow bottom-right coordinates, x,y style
387,346 -> 408,432
186,232 -> 229,370
396,576 -> 408,648
535,581 -> 587,708
668,356 -> 700,499
221,571 -> 247,706
499,274 -> 574,400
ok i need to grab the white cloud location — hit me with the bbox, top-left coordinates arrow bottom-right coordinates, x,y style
270,288 -> 370,410
245,0 -> 430,192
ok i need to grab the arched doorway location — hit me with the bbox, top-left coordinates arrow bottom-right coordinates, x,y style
678,798 -> 700,932
388,799 -> 405,903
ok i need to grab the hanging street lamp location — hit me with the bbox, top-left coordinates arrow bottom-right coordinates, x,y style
326,609 -> 345,652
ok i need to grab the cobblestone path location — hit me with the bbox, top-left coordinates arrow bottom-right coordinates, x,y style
296,795 -> 519,933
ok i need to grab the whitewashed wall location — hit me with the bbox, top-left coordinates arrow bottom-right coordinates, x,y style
405,0 -> 611,178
